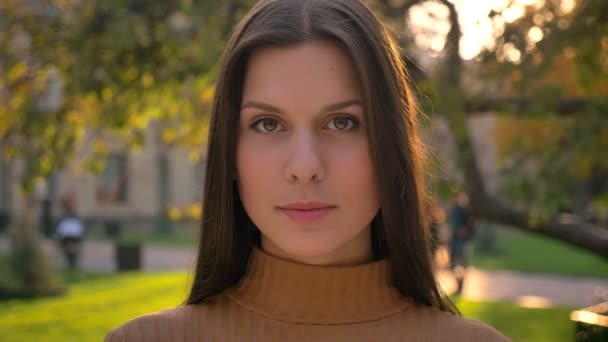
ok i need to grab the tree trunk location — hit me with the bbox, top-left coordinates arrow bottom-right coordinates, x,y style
9,192 -> 64,295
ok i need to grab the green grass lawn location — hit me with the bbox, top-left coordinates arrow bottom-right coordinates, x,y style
1,271 -> 191,342
470,226 -> 608,278
453,296 -> 574,342
0,270 -> 576,342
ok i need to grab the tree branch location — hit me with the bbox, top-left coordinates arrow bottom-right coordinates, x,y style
470,188 -> 608,259
465,96 -> 608,115
437,0 -> 461,87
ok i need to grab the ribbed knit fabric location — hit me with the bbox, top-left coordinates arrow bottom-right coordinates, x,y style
105,246 -> 510,341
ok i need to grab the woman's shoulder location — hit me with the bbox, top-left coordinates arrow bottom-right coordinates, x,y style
403,302 -> 511,341
104,299 -> 228,342
440,314 -> 511,341
104,305 -> 192,342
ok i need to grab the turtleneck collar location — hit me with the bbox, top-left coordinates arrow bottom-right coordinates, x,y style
225,246 -> 413,325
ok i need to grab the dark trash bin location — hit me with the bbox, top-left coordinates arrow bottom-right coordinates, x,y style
0,211 -> 9,234
115,243 -> 141,272
104,220 -> 122,239
571,301 -> 608,342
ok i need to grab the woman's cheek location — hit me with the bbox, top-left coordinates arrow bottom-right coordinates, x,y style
238,136 -> 283,181
331,139 -> 377,193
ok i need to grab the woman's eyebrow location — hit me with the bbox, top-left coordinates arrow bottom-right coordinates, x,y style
323,99 -> 363,112
240,99 -> 363,113
240,101 -> 282,114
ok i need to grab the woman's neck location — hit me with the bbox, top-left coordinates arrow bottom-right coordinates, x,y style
259,226 -> 373,266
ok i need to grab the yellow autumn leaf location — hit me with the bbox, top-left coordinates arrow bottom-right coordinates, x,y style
141,73 -> 154,87
189,204 -> 202,219
93,140 -> 107,154
168,207 -> 181,221
40,155 -> 52,174
66,110 -> 84,124
572,154 -> 592,179
188,150 -> 201,163
8,62 -> 28,82
199,86 -> 215,104
101,88 -> 114,101
4,146 -> 17,158
162,128 -> 177,143
130,114 -> 148,129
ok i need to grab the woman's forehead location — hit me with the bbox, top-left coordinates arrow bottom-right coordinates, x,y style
241,40 -> 362,109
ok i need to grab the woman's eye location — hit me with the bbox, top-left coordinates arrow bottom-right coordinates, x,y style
251,118 -> 283,133
327,116 -> 358,131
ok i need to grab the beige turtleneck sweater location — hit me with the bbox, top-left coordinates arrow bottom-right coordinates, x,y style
105,247 -> 510,341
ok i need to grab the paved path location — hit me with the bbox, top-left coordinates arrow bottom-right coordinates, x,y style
0,236 -> 197,273
1,237 -> 606,308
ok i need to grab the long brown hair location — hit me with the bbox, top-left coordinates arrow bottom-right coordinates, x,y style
187,0 -> 457,314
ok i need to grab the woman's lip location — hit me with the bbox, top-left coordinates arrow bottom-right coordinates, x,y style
278,207 -> 336,222
279,202 -> 335,210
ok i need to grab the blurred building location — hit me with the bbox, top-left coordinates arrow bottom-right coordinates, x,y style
0,113 -> 502,234
1,121 -> 206,233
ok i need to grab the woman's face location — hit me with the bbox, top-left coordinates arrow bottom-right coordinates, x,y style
236,40 -> 380,265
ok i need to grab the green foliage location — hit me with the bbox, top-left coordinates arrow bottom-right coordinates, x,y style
483,0 -> 608,96
494,114 -> 608,220
0,0 -> 240,187
476,1 -> 608,218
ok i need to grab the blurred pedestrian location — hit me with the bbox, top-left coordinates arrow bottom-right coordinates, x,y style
54,193 -> 84,269
448,192 -> 475,294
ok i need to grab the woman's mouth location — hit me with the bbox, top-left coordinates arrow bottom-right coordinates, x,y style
277,202 -> 337,222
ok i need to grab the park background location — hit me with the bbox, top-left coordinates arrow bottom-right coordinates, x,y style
1,0 -> 607,341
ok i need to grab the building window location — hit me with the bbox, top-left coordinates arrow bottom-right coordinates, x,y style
96,153 -> 128,204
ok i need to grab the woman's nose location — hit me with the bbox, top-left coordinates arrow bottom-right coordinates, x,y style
283,131 -> 326,183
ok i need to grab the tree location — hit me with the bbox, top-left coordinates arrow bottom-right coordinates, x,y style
0,0 -> 249,294
376,0 -> 608,257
